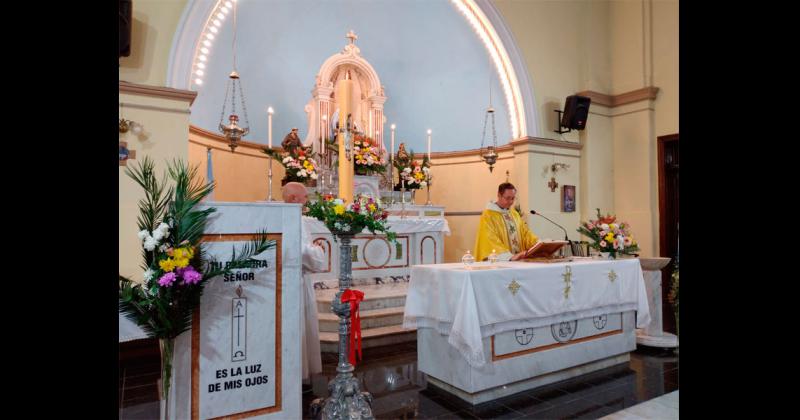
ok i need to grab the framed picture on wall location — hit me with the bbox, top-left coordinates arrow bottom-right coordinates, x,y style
562,185 -> 576,212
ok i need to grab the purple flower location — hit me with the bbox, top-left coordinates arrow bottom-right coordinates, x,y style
181,266 -> 203,285
158,272 -> 177,287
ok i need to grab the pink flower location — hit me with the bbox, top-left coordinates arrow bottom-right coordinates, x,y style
624,237 -> 632,246
158,272 -> 177,287
599,240 -> 607,248
181,267 -> 203,285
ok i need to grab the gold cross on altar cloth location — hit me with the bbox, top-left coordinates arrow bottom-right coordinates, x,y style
608,270 -> 617,283
562,266 -> 573,299
508,279 -> 521,295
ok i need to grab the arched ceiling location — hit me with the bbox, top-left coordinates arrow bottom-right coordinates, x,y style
176,0 -> 528,153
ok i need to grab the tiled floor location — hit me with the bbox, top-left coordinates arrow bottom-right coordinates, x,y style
599,391 -> 678,419
119,342 -> 678,419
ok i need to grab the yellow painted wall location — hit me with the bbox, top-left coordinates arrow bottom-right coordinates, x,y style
119,90 -> 192,281
515,142 -> 582,243
580,105 -> 615,220
188,133 -> 287,203
119,0 -> 188,86
610,0 -> 646,94
653,0 -> 679,138
612,101 -> 657,257
606,0 -> 679,257
493,0 -> 588,143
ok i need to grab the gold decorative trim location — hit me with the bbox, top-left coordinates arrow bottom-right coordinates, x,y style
119,81 -> 198,105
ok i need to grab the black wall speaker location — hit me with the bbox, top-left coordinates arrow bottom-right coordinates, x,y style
119,0 -> 132,58
561,95 -> 591,130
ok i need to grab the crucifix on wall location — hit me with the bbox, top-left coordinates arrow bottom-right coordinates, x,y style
548,177 -> 558,192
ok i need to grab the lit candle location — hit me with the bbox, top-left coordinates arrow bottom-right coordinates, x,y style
267,106 -> 274,149
322,114 -> 327,155
427,129 -> 432,161
390,124 -> 396,161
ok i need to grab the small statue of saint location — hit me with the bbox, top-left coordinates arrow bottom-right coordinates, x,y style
396,142 -> 410,163
281,128 -> 303,154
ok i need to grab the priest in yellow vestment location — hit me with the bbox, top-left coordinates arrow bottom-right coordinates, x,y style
474,182 -> 539,261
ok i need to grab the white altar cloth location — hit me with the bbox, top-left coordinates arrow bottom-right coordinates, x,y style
403,258 -> 650,368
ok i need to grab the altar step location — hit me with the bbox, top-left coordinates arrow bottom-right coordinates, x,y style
318,307 -> 406,332
316,282 -> 415,353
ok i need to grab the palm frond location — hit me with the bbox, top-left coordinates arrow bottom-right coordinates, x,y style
121,159 -> 277,340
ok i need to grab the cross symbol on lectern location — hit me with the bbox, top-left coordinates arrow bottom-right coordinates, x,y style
234,301 -> 245,346
346,30 -> 358,45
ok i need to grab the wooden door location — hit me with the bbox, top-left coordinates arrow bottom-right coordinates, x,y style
658,134 -> 679,334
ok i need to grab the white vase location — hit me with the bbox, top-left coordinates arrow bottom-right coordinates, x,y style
598,252 -> 611,259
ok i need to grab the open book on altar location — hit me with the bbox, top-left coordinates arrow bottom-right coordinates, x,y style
520,240 -> 569,261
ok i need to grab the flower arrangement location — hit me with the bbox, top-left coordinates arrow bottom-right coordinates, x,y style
306,193 -> 396,242
353,134 -> 387,176
119,157 -> 274,407
263,145 -> 319,184
394,153 -> 430,190
576,208 -> 640,258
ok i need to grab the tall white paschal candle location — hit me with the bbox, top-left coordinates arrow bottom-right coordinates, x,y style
427,129 -> 432,161
267,106 -> 274,148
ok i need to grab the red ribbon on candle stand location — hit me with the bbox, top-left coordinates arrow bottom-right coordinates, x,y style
341,289 -> 364,366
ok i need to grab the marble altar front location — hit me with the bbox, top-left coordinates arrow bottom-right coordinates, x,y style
404,258 -> 650,404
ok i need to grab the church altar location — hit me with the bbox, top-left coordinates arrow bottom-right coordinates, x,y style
403,258 -> 650,404
305,211 -> 449,286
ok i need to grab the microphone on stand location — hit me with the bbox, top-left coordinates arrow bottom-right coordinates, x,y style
530,210 -> 570,242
